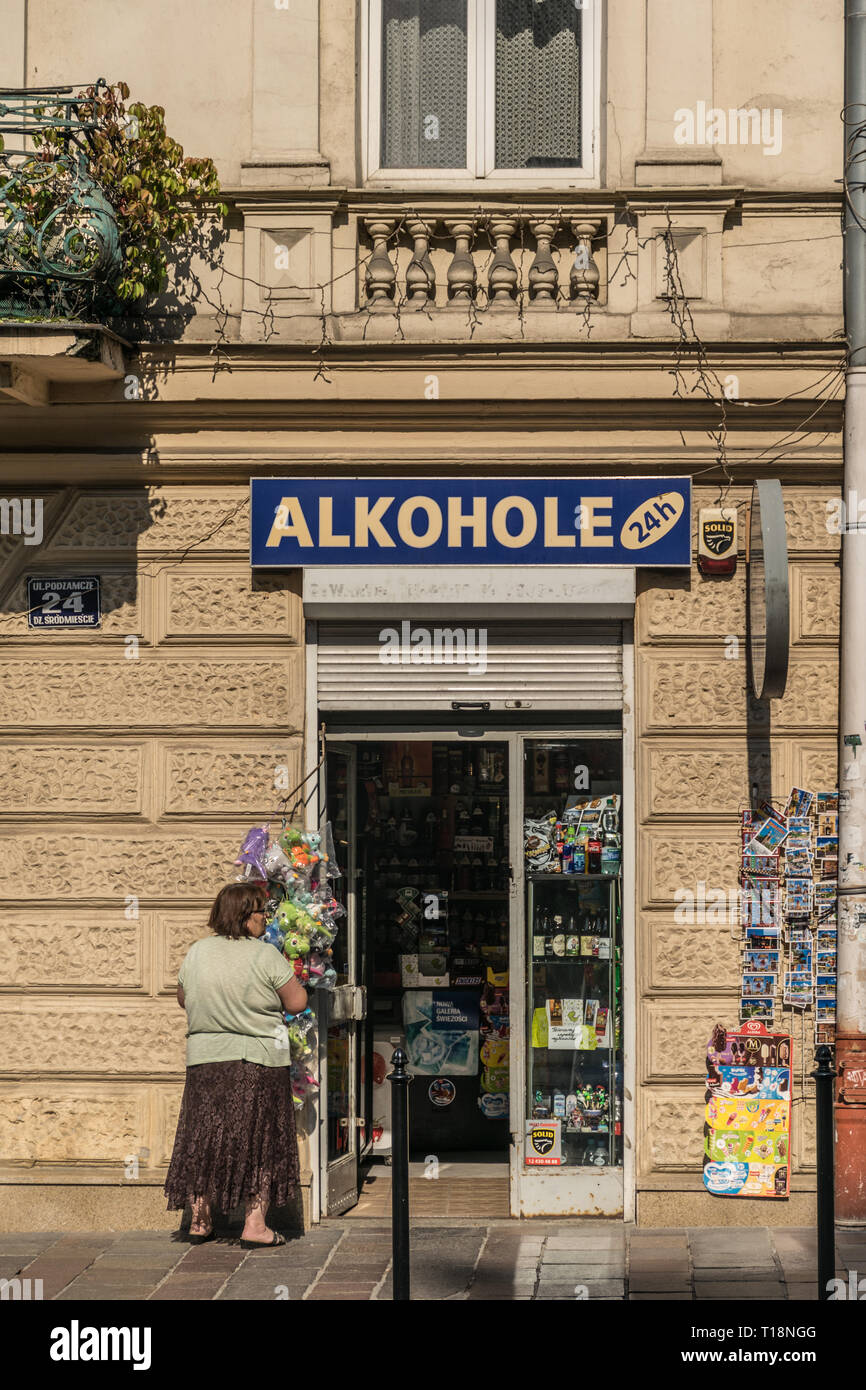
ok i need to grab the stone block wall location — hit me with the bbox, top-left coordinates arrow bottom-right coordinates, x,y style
0,485 -> 309,1228
634,484 -> 839,1224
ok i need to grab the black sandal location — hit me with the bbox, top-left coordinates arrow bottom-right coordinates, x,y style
239,1230 -> 286,1249
188,1230 -> 215,1245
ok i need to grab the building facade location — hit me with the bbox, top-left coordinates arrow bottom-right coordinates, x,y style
0,0 -> 843,1229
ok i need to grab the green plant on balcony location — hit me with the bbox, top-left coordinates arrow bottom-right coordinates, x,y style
0,79 -> 228,320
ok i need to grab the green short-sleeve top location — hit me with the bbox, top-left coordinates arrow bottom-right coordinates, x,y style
177,935 -> 294,1067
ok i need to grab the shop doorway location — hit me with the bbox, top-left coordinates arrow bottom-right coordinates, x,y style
319,727 -> 625,1220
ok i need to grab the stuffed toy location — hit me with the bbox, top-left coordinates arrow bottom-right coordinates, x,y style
263,844 -> 296,885
235,825 -> 269,880
263,920 -> 286,952
275,898 -> 317,937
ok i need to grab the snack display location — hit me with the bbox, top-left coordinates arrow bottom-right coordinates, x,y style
703,1022 -> 792,1198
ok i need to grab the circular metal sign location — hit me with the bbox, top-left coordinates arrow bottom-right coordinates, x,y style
748,479 -> 790,700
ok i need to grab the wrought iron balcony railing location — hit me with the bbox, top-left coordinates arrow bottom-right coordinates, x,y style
0,80 -> 121,320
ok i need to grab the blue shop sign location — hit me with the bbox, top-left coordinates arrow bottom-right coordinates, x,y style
250,477 -> 692,568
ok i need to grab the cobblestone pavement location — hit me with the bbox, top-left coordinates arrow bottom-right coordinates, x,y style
2,1224 -> 865,1300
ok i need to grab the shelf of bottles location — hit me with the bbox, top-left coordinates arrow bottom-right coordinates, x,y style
524,738 -> 623,1171
344,741 -> 511,1004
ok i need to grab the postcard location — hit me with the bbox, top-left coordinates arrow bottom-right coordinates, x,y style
739,998 -> 775,1022
741,854 -> 781,878
785,880 -> 813,915
816,975 -> 836,997
747,817 -> 789,856
787,816 -> 813,837
742,974 -> 777,997
740,885 -> 780,927
817,813 -> 838,838
784,849 -> 813,877
785,788 -> 814,818
743,949 -> 780,973
816,1002 -> 836,1020
745,927 -> 781,946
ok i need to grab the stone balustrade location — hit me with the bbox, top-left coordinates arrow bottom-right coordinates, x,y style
359,209 -> 608,313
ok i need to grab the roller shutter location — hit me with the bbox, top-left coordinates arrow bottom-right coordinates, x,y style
315,621 -> 622,711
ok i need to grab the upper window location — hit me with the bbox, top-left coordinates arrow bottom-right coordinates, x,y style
364,0 -> 599,182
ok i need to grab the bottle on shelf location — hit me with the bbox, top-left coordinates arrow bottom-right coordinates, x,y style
448,746 -> 463,792
549,914 -> 566,958
432,745 -> 449,795
601,831 -> 621,876
400,748 -> 414,788
532,905 -> 548,960
587,835 -> 602,874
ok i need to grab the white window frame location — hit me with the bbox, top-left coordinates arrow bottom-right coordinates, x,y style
362,0 -> 601,186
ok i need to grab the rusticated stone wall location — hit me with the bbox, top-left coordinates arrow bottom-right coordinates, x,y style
0,485 -> 306,1225
634,485 -> 839,1222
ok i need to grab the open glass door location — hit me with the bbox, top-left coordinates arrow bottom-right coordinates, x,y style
512,733 -> 625,1217
320,743 -> 368,1216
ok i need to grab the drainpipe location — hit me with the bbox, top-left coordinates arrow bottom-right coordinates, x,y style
837,0 -> 866,1225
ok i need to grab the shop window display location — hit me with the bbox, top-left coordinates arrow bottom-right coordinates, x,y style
356,740 -> 511,1154
524,740 -> 624,1170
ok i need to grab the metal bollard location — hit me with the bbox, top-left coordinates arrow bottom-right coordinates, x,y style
812,1045 -> 837,1301
387,1046 -> 412,1301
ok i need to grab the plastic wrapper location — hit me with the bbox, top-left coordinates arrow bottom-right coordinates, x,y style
235,824 -> 270,879
523,812 -> 559,871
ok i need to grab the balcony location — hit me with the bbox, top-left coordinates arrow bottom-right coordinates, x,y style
238,191 -> 636,344
0,82 -> 127,401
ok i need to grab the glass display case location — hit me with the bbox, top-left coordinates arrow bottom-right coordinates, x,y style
527,875 -> 622,1168
523,737 -> 623,1172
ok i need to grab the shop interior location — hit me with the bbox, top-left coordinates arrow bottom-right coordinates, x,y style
325,733 -> 623,1204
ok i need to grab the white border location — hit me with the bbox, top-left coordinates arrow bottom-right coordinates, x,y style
362,0 -> 601,186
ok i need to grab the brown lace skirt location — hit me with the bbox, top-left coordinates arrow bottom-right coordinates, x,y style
164,1060 -> 300,1212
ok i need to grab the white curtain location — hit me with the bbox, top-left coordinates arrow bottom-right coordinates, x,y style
381,0 -> 468,168
495,0 -> 582,168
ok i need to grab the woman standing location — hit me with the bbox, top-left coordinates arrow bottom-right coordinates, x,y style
165,881 -> 308,1247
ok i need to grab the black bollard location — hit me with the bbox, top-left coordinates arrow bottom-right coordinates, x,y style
387,1046 -> 412,1301
812,1045 -> 837,1301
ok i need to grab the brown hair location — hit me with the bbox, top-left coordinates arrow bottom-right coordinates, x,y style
208,882 -> 269,940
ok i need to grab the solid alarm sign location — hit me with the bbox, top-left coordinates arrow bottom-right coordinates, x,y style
250,478 -> 692,567
525,1118 -> 563,1165
27,576 -> 101,629
698,506 -> 738,576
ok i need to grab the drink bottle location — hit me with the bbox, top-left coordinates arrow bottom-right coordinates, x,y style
532,906 -> 546,960
601,832 -> 621,876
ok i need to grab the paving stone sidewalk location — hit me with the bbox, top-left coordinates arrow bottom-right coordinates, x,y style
1,1225 -> 864,1301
